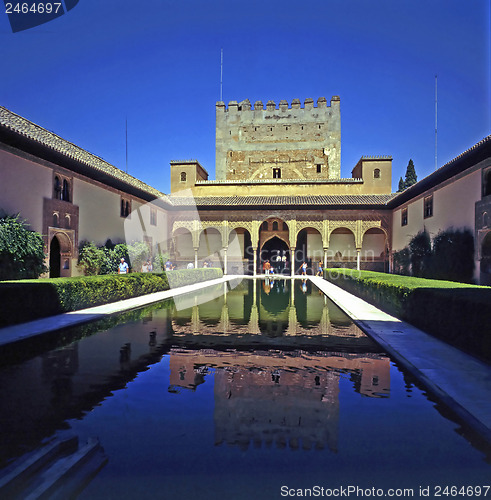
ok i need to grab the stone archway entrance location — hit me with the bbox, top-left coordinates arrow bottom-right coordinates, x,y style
260,236 -> 290,274
480,231 -> 491,285
48,231 -> 73,278
258,218 -> 290,274
49,236 -> 61,278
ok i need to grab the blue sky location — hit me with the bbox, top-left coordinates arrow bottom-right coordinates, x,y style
1,0 -> 489,193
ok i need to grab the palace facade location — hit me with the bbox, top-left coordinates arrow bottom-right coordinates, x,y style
0,98 -> 490,283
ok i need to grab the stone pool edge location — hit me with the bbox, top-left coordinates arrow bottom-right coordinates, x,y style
309,275 -> 491,447
0,275 -> 245,348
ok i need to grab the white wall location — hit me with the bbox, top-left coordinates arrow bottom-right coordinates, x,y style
0,149 -> 51,231
392,170 -> 481,251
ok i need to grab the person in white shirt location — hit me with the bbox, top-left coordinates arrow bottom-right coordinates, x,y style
118,258 -> 129,274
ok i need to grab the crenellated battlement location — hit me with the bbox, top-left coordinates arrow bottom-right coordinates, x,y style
216,94 -> 341,181
216,96 -> 340,112
360,155 -> 392,160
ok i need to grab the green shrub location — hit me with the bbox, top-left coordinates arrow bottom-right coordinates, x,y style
78,241 -> 131,275
395,227 -> 475,283
167,268 -> 223,288
409,230 -> 431,277
0,268 -> 223,328
77,242 -> 107,275
428,228 -> 475,283
393,247 -> 410,276
0,214 -> 46,280
0,273 -> 170,327
323,269 -> 491,361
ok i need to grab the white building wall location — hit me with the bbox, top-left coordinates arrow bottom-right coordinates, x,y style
392,170 -> 481,251
73,178 -> 125,245
392,169 -> 482,281
0,148 -> 52,231
74,178 -> 168,253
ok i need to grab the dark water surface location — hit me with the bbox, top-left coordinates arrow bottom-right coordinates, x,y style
0,278 -> 489,499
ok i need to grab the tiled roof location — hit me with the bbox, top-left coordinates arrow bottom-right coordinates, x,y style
388,134 -> 491,208
171,194 -> 396,207
0,106 -> 170,204
196,178 -> 363,185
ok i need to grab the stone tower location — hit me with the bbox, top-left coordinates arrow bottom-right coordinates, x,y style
215,96 -> 341,181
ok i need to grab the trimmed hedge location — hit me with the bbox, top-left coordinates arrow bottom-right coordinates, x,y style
167,267 -> 223,289
0,268 -> 223,328
323,269 -> 491,362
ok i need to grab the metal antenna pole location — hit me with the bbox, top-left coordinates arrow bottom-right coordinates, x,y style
220,48 -> 223,101
435,75 -> 438,171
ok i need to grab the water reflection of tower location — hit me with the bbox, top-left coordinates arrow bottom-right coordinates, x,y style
167,350 -> 391,452
213,363 -> 340,452
42,344 -> 79,408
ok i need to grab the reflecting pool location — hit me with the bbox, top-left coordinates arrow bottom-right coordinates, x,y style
0,278 -> 489,499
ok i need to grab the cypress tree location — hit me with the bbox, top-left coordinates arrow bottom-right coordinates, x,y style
404,159 -> 417,188
397,177 -> 405,192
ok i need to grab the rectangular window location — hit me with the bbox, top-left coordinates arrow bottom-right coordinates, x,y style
316,164 -> 322,173
150,208 -> 157,226
424,195 -> 433,219
273,168 -> 281,179
401,207 -> 408,226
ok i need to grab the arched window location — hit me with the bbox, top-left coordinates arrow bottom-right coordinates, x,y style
484,170 -> 491,197
273,168 -> 281,179
180,172 -> 187,182
272,221 -> 279,231
262,221 -> 269,230
374,168 -> 381,179
62,179 -> 70,201
120,198 -> 131,217
54,176 -> 61,199
65,215 -> 71,229
53,213 -> 59,227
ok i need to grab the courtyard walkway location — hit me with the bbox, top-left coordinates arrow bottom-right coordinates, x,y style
309,275 -> 491,446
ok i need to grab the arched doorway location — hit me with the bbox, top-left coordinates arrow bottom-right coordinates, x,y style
327,228 -> 356,268
198,228 -> 223,267
481,232 -> 491,284
361,227 -> 388,271
258,218 -> 290,274
49,236 -> 61,278
173,228 -> 194,267
295,228 -> 323,275
229,227 -> 253,275
261,236 -> 289,274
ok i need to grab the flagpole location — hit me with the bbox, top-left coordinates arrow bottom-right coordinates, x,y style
435,75 -> 438,171
220,48 -> 223,101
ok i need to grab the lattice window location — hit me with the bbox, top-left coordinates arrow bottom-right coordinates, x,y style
121,198 -> 131,218
424,195 -> 433,219
401,208 -> 408,226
